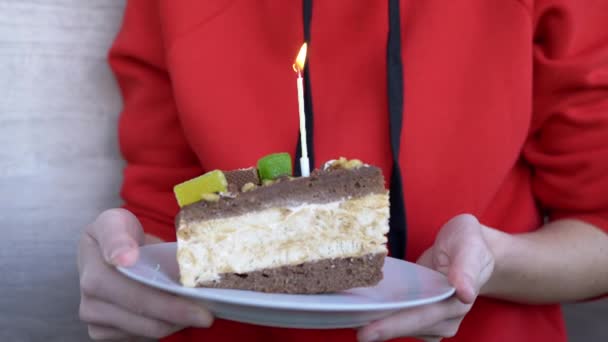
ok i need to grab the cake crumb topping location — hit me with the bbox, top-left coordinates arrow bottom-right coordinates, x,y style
325,157 -> 363,170
241,182 -> 257,192
201,193 -> 220,202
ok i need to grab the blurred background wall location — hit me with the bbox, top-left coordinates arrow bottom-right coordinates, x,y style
0,1 -> 124,340
0,1 -> 605,341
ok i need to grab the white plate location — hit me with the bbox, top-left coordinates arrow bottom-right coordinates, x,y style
117,243 -> 455,329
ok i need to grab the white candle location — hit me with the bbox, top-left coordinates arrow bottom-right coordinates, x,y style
293,43 -> 310,176
297,72 -> 310,176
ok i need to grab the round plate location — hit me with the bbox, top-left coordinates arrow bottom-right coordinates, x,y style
117,243 -> 455,329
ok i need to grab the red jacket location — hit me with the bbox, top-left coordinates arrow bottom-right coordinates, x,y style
109,1 -> 608,341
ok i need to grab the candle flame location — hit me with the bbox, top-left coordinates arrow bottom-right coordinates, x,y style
293,43 -> 308,74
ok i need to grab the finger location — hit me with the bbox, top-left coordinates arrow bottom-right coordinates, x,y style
427,317 -> 464,339
80,297 -> 184,339
87,324 -> 132,341
358,301 -> 449,341
415,337 -> 442,342
79,246 -> 213,328
87,208 -> 145,266
357,298 -> 468,342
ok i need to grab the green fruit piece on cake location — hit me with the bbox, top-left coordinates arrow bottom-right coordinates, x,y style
257,153 -> 293,181
173,170 -> 228,207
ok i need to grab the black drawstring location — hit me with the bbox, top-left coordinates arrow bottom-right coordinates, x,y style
297,0 -> 407,259
295,0 -> 315,176
387,0 -> 407,259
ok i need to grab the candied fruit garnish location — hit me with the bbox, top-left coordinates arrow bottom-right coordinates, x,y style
173,170 -> 227,207
257,153 -> 293,181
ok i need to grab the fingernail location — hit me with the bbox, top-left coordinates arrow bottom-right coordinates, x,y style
109,247 -> 134,266
190,308 -> 213,327
465,274 -> 476,292
460,274 -> 477,302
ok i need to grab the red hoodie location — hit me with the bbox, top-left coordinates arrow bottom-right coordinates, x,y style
109,1 -> 608,341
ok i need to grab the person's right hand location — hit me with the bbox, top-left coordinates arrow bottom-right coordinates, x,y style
77,208 -> 214,340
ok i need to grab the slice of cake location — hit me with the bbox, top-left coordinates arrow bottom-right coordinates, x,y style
174,155 -> 389,294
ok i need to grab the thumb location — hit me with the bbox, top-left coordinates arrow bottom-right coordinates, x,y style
87,208 -> 145,267
437,214 -> 493,304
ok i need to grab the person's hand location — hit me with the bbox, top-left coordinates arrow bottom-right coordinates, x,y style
358,214 -> 495,342
77,208 -> 214,340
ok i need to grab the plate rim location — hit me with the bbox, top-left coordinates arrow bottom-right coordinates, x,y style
117,242 -> 455,312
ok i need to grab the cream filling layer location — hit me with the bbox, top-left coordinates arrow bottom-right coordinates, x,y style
177,193 -> 389,287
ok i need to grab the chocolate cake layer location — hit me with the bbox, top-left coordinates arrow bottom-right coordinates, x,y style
178,166 -> 385,223
197,252 -> 386,294
225,167 -> 260,190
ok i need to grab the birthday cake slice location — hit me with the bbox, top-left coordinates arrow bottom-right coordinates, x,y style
174,154 -> 389,294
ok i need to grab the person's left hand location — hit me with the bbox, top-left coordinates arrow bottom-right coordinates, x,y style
358,214 -> 495,342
